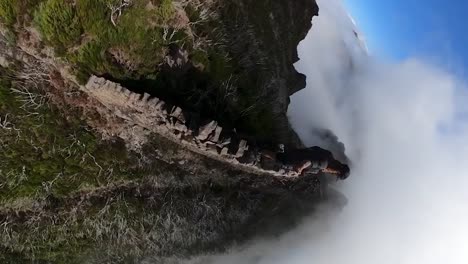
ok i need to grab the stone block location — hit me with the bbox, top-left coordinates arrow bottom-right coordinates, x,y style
220,148 -> 229,156
86,76 -> 101,89
173,121 -> 188,133
96,77 -> 106,85
142,93 -> 150,102
204,141 -> 218,153
107,82 -> 117,91
148,98 -> 160,108
196,121 -> 217,141
209,126 -> 223,142
171,106 -> 183,118
219,137 -> 231,147
114,85 -> 123,93
235,140 -> 249,158
155,101 -> 166,111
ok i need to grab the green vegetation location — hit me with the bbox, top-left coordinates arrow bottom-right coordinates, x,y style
158,0 -> 175,21
45,0 -> 181,80
1,0 -> 279,142
34,0 -> 82,52
0,68 -> 137,207
0,65 -> 307,263
0,0 -> 42,28
0,67 -> 148,262
0,0 -> 16,27
0,0 -> 318,260
0,69 -> 287,263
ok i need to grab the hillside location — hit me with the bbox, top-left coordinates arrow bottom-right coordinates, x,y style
0,0 -> 352,263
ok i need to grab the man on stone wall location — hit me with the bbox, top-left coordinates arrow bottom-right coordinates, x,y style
261,145 -> 350,180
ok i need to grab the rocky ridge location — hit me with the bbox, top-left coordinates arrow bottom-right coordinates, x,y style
84,75 -> 315,178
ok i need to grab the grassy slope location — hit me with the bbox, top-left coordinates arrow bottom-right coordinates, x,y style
0,0 -> 277,140
0,1 -> 320,262
0,69 -> 137,206
0,67 -> 322,263
0,68 -> 217,262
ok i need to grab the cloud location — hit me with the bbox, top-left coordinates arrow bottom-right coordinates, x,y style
182,0 -> 468,263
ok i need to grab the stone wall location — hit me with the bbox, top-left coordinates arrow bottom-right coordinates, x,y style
84,76 -> 297,177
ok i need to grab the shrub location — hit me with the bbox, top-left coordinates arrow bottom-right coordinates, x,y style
76,0 -> 109,34
34,0 -> 82,51
69,41 -> 107,83
0,0 -> 16,27
158,0 -> 174,23
70,41 -> 128,83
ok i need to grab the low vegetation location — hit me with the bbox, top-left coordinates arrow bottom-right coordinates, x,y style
0,0 -> 277,140
0,67 -> 136,208
0,0 -> 16,27
0,0 -> 318,261
34,0 -> 82,50
0,67 -> 305,263
0,0 -> 41,28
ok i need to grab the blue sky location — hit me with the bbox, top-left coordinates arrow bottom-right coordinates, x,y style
344,0 -> 468,77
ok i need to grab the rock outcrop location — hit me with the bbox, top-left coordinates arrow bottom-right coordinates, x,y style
85,76 -> 273,175
84,75 -> 349,179
219,0 -> 319,146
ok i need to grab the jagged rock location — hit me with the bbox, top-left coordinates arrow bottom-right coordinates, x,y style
220,147 -> 229,156
173,121 -> 188,133
196,121 -> 217,141
204,142 -> 218,153
79,76 -> 350,180
155,101 -> 165,110
149,98 -> 160,106
208,126 -> 223,143
86,76 -> 105,89
154,101 -> 167,116
123,89 -> 131,97
96,76 -> 106,85
170,106 -> 186,123
114,85 -> 123,93
174,131 -> 184,139
217,137 -> 231,148
142,93 -> 150,102
235,140 -> 249,158
107,82 -> 117,91
171,106 -> 183,118
128,92 -> 137,103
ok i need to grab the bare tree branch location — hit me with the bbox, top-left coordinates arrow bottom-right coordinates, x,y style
108,0 -> 133,27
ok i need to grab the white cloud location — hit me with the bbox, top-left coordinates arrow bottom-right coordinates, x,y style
291,0 -> 468,262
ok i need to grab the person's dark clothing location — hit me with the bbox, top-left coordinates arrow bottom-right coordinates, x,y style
276,146 -> 350,179
276,146 -> 332,165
